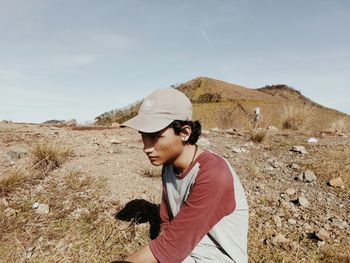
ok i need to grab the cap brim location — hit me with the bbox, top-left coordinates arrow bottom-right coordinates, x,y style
121,114 -> 173,133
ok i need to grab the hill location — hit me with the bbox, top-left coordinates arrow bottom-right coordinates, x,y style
95,77 -> 350,132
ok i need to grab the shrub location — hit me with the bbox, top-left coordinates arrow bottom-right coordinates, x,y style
329,118 -> 348,133
282,105 -> 312,130
195,92 -> 223,103
32,141 -> 73,172
250,129 -> 267,143
0,168 -> 26,195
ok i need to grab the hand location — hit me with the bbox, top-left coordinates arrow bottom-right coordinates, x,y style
126,245 -> 158,263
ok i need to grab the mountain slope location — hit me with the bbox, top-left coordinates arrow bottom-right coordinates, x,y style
95,77 -> 350,132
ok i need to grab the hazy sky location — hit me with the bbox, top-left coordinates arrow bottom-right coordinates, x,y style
1,0 -> 349,123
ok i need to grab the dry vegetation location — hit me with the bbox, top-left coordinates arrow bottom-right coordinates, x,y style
282,104 -> 314,131
0,140 -> 150,262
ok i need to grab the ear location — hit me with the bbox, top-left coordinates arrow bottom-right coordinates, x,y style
179,125 -> 192,142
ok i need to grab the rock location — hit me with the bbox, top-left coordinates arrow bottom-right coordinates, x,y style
303,223 -> 313,231
288,218 -> 297,225
307,137 -> 318,143
285,188 -> 296,196
71,165 -> 83,173
70,208 -> 90,219
328,177 -> 344,188
110,139 -> 121,144
211,127 -> 219,132
267,125 -> 279,131
273,215 -> 282,227
35,204 -> 50,214
303,170 -> 317,182
272,233 -> 287,245
197,137 -> 210,148
269,159 -> 283,168
317,241 -> 326,246
32,202 -> 40,209
4,207 -> 17,217
298,197 -> 310,208
6,147 -> 27,160
111,122 -> 120,127
315,228 -> 330,241
1,198 -> 9,207
290,163 -> 300,170
291,146 -> 308,154
232,147 -> 246,153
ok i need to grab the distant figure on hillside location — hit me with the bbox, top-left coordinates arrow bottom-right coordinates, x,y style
119,88 -> 249,263
253,107 -> 261,126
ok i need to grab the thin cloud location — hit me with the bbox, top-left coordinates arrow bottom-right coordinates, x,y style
200,29 -> 210,43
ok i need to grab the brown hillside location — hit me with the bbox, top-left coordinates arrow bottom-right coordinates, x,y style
95,77 -> 350,132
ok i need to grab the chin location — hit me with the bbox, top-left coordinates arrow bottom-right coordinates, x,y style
150,160 -> 163,166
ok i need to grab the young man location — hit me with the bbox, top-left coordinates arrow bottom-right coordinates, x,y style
121,88 -> 249,263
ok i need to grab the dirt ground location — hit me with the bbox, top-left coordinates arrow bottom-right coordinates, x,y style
0,122 -> 349,262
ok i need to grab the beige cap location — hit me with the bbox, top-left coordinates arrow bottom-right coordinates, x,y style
121,88 -> 192,133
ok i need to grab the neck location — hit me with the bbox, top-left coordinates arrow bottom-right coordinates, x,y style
172,144 -> 200,174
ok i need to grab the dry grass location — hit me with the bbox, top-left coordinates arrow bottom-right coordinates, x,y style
0,167 -> 150,262
139,165 -> 162,178
31,141 -> 73,172
249,129 -> 267,143
64,171 -> 96,191
0,168 -> 27,195
282,104 -> 313,130
329,118 -> 349,133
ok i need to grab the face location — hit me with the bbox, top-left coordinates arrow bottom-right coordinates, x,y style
140,128 -> 184,166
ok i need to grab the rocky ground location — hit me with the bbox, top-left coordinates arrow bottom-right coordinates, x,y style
0,122 -> 349,262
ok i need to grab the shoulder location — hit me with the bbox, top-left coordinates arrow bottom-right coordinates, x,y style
196,151 -> 233,184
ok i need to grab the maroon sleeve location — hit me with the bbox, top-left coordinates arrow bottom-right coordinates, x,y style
149,156 -> 236,263
159,187 -> 171,232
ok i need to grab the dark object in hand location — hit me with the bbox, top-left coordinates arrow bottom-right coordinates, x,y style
115,199 -> 161,239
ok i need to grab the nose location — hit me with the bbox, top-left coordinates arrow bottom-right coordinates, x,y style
141,135 -> 155,154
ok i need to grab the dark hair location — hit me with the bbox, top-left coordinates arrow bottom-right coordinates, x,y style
168,120 -> 201,145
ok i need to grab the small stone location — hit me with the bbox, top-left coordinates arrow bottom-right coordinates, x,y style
71,165 -> 83,173
290,163 -> 300,170
317,241 -> 326,247
232,147 -> 246,153
328,177 -> 344,188
315,228 -> 330,241
32,202 -> 40,209
70,208 -> 90,219
303,223 -> 313,231
303,170 -> 317,182
298,197 -> 310,208
285,188 -> 296,196
291,146 -> 308,154
273,215 -> 282,227
307,137 -> 318,143
271,233 -> 287,246
110,139 -> 121,144
267,126 -> 279,131
1,198 -> 9,207
288,218 -> 297,225
35,204 -> 50,214
197,137 -> 210,148
4,207 -> 17,217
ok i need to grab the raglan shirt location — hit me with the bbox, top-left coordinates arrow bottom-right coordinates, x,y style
149,150 -> 248,263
